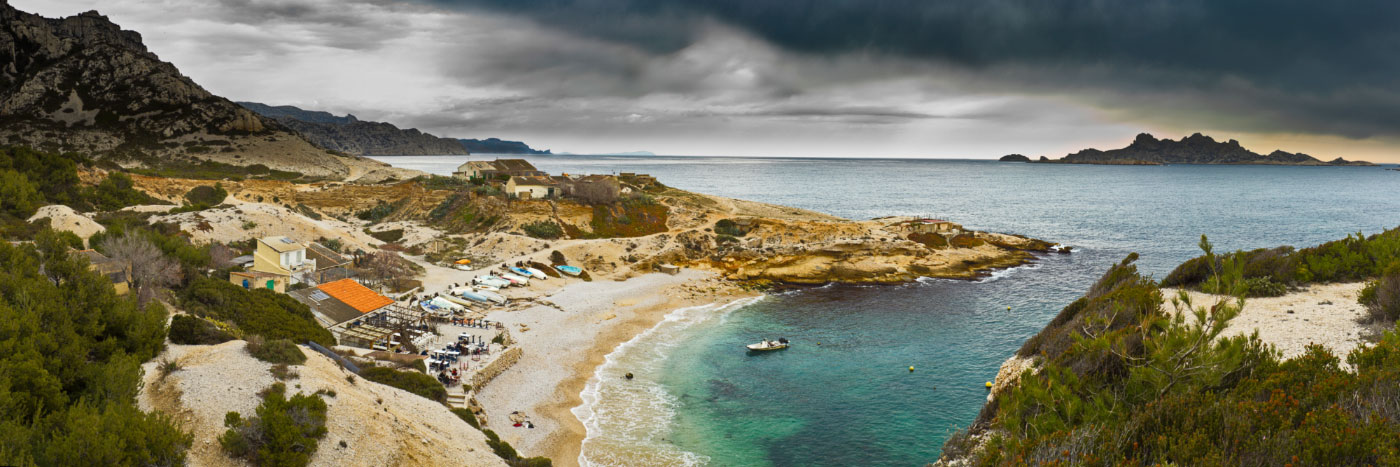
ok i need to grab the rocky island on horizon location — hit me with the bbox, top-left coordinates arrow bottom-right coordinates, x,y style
1008,132 -> 1375,166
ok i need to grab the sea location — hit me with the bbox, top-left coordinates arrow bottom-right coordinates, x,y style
371,155 -> 1400,466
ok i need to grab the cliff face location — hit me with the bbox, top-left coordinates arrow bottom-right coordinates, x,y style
1053,133 -> 1373,166
0,6 -> 266,138
239,102 -> 469,156
459,138 -> 551,155
0,3 -> 397,180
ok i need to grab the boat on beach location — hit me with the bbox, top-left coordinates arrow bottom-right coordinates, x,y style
524,267 -> 549,279
475,275 -> 511,288
510,266 -> 542,279
499,272 -> 530,285
441,294 -> 477,309
746,338 -> 790,352
472,289 -> 508,305
555,265 -> 583,276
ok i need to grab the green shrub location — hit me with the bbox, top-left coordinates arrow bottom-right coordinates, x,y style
481,429 -> 551,466
0,230 -> 189,464
1361,263 -> 1400,323
178,277 -> 335,346
246,336 -> 307,365
359,366 -> 446,403
948,235 -> 1400,465
522,220 -> 563,239
220,382 -> 328,466
356,201 -> 398,222
168,314 -> 235,345
183,183 -> 228,207
270,363 -> 298,380
0,168 -> 43,218
452,408 -> 481,429
367,228 -> 404,243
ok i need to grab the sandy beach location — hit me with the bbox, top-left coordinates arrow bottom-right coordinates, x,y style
1164,281 -> 1371,360
471,269 -> 754,466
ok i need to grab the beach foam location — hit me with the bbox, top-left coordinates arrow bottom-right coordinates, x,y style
574,296 -> 764,467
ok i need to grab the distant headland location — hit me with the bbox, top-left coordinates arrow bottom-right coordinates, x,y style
1005,133 -> 1374,166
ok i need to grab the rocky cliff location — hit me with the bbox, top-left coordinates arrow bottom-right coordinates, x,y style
0,3 -> 405,180
1047,133 -> 1373,166
459,138 -> 551,155
239,102 -> 469,156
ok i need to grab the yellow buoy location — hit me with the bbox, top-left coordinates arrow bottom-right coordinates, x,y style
908,366 -> 915,372
985,381 -> 994,388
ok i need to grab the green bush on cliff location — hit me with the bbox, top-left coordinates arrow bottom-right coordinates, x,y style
1163,227 -> 1400,296
946,235 -> 1400,465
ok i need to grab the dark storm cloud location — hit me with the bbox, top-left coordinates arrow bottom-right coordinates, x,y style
425,0 -> 1400,139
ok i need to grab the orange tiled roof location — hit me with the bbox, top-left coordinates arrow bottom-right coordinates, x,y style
316,279 -> 393,313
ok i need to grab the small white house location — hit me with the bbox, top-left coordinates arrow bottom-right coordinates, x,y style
252,236 -> 316,282
506,175 -> 559,199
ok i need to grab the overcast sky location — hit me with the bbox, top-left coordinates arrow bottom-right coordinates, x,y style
15,0 -> 1400,161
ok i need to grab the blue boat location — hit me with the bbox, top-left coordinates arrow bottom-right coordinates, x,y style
510,266 -> 536,278
554,265 -> 583,276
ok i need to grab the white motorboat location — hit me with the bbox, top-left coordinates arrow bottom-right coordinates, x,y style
746,338 -> 790,352
524,267 -> 549,280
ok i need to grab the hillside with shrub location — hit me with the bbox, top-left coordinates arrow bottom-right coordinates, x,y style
0,231 -> 188,465
941,234 -> 1400,465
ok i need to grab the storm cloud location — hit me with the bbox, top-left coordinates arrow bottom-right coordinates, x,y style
12,0 -> 1400,159
428,0 -> 1400,139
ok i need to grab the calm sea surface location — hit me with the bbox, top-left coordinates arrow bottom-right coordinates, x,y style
373,155 -> 1400,466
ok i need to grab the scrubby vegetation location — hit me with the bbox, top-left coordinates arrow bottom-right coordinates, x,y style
170,183 -> 228,212
246,336 -> 309,365
129,158 -> 303,181
1164,227 -> 1400,297
412,174 -> 471,191
0,231 -> 190,465
366,228 -> 404,243
1360,263 -> 1400,323
178,277 -> 335,346
714,218 -> 749,237
220,382 -> 328,466
452,408 -> 481,429
522,220 -> 563,239
168,314 -> 236,345
569,196 -> 669,238
945,235 -> 1400,465
0,146 -> 159,235
358,366 -> 447,403
356,199 -> 405,223
482,429 -> 553,467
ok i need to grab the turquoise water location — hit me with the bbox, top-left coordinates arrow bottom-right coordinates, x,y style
374,155 -> 1400,465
